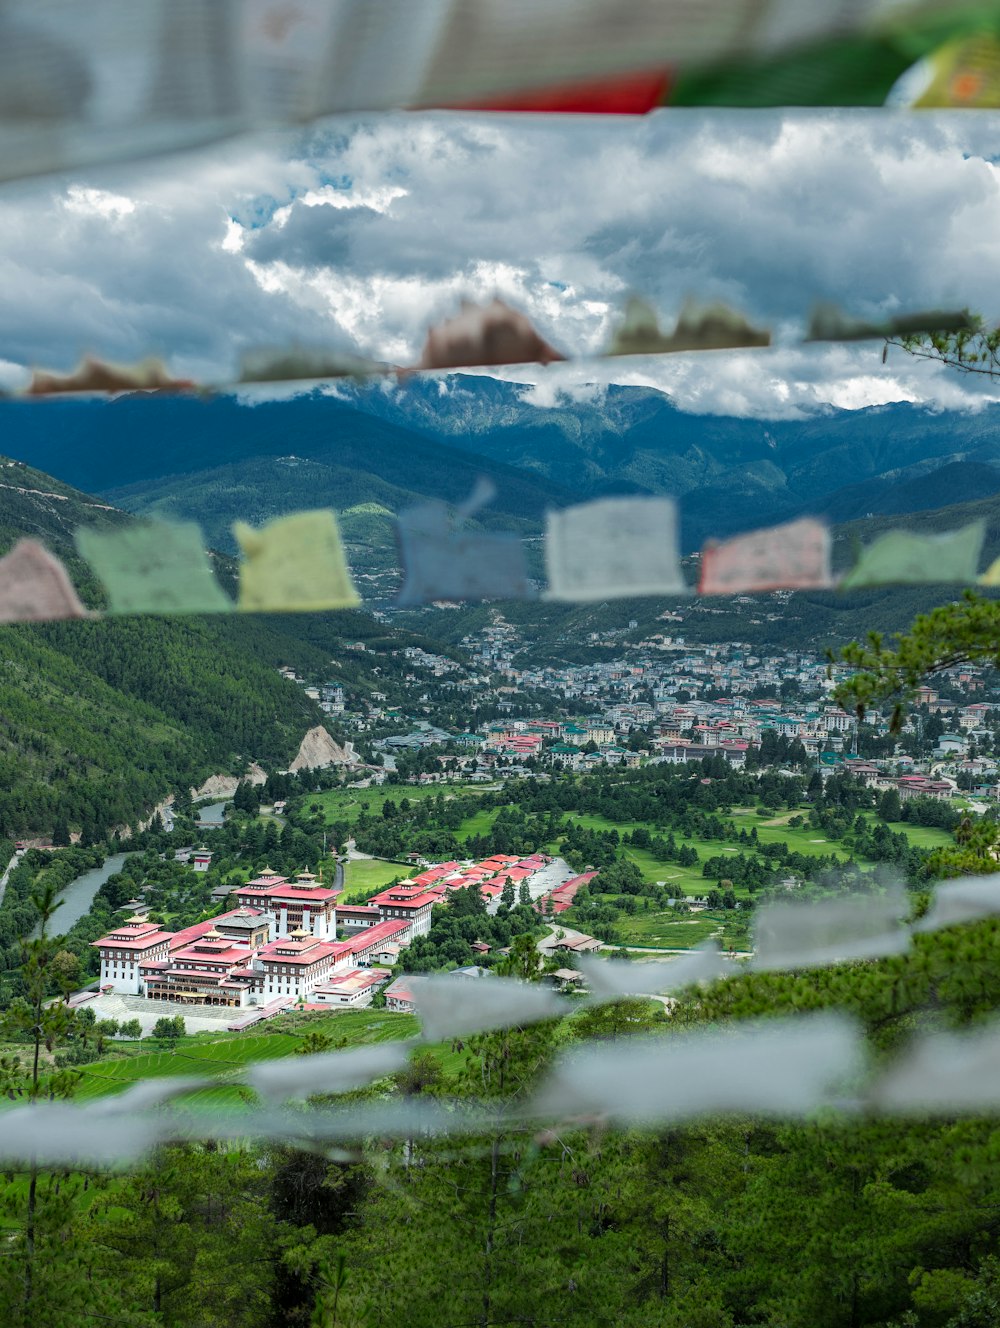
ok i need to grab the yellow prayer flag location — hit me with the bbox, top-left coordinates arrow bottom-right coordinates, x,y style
979,554 -> 1000,586
234,510 -> 359,613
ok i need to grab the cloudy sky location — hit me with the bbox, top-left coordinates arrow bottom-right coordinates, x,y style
1,108 -> 999,418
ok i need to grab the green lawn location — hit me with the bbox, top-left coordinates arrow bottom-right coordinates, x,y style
611,910 -> 730,948
455,807 -> 501,840
554,808 -> 951,898
341,857 -> 413,901
879,818 -> 953,850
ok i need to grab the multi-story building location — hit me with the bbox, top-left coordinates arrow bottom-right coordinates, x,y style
140,929 -> 258,1007
236,868 -> 340,939
94,920 -> 172,995
256,931 -> 343,1001
367,883 -> 436,937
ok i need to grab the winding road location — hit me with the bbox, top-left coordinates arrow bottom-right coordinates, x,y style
0,849 -> 21,910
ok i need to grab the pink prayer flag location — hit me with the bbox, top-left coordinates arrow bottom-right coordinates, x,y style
0,539 -> 89,621
698,517 -> 832,595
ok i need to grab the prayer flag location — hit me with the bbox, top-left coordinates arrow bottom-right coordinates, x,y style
397,497 -> 532,606
25,355 -> 192,396
239,346 -> 387,383
545,496 -> 686,601
752,888 -> 910,971
415,298 -> 564,370
607,296 -> 770,356
841,520 -> 985,589
0,539 -> 89,622
699,517 -> 832,594
805,303 -> 974,342
234,510 -> 359,613
76,520 -> 231,615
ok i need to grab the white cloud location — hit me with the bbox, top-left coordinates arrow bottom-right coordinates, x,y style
62,184 -> 136,220
1,109 -> 1000,417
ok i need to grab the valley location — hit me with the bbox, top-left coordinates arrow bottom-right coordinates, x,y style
0,378 -> 999,1328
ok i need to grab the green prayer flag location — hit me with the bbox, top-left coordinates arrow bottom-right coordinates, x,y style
233,510 -> 360,613
76,520 -> 232,615
841,520 -> 986,590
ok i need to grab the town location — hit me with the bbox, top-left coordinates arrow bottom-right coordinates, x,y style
289,614 -> 1000,802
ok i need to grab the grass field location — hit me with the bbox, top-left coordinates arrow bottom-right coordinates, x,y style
341,857 -> 412,901
879,819 -> 953,849
310,782 -> 479,828
611,910 -> 730,948
455,807 -> 499,840
553,808 -> 952,896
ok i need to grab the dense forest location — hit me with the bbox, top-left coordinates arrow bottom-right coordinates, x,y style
5,887 -> 1000,1327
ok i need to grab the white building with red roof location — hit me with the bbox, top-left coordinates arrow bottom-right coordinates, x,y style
235,867 -> 340,939
367,883 -> 437,936
309,968 -> 390,1008
92,920 -> 172,995
140,929 -> 258,1007
336,903 -> 382,931
256,931 -> 343,1001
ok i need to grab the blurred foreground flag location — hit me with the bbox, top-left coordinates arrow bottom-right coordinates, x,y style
415,299 -> 564,371
841,520 -> 985,589
24,355 -> 192,396
805,304 -> 974,342
977,551 -> 1000,586
3,2 -> 1000,184
752,887 -> 911,971
607,296 -> 770,356
0,539 -> 88,622
396,491 -> 532,606
239,346 -> 388,384
531,1012 -> 862,1124
545,497 -> 686,601
234,511 -> 359,613
77,520 -> 231,614
699,517 -> 831,594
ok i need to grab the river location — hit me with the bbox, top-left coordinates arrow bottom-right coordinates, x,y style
45,852 -> 132,937
196,800 -> 227,829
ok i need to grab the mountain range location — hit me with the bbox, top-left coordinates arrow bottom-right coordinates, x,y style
4,378 -> 1000,559
1,376 -> 999,671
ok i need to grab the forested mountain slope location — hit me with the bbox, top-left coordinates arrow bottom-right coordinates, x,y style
0,457 -> 336,839
341,375 -> 1000,543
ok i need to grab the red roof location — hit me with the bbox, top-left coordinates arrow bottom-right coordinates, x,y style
92,924 -> 173,952
370,886 -> 437,910
167,906 -> 269,952
343,919 -> 411,952
170,941 -> 253,966
257,937 -> 341,967
239,884 -> 340,903
311,968 -> 387,996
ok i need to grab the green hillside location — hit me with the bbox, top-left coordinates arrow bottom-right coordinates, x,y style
0,458 -> 336,837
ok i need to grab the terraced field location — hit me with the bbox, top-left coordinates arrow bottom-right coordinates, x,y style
64,1011 -> 420,1102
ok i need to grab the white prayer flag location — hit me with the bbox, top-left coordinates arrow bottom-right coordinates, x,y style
545,496 -> 686,601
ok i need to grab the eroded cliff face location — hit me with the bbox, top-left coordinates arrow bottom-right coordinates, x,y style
289,726 -> 356,772
190,762 -> 267,801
